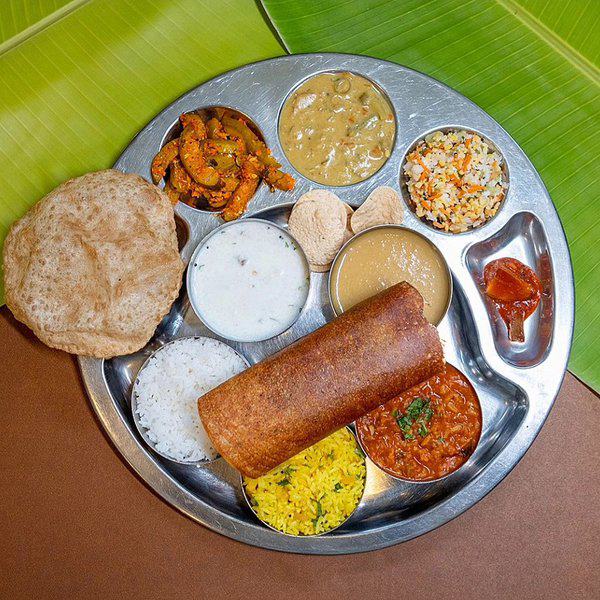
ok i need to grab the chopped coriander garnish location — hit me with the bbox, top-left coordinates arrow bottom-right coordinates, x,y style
395,397 -> 434,439
277,478 -> 290,486
422,404 -> 434,422
396,414 -> 412,435
406,398 -> 425,420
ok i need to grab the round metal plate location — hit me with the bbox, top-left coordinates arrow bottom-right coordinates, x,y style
78,54 -> 574,554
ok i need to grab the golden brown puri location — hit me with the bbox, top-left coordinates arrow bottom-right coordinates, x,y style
198,282 -> 444,478
3,169 -> 184,358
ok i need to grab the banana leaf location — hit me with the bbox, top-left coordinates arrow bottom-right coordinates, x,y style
0,0 -> 282,301
262,0 -> 600,390
0,0 -> 72,44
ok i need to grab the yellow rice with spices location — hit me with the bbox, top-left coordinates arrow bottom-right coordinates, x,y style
404,130 -> 506,233
243,428 -> 366,536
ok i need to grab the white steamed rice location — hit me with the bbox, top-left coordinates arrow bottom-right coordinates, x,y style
133,337 -> 247,462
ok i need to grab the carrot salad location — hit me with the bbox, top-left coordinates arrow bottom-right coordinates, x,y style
403,130 -> 506,233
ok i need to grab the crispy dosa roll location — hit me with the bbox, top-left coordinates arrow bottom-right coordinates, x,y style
198,282 -> 444,477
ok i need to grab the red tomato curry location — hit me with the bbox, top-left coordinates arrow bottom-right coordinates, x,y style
356,364 -> 482,481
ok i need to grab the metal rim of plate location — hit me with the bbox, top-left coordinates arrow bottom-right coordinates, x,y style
78,54 -> 575,555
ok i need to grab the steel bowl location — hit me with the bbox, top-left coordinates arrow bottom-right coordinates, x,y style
399,127 -> 510,235
241,426 -> 367,537
355,363 -> 483,484
131,336 -> 250,465
186,218 -> 311,343
328,223 -> 453,326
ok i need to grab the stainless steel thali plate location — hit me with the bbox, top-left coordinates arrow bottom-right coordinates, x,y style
78,54 -> 574,554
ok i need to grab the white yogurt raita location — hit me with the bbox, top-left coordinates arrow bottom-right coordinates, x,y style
188,220 -> 310,342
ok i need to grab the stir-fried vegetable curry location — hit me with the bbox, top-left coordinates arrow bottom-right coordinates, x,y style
151,108 -> 295,220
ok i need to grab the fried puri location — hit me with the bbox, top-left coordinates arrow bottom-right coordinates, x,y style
3,170 -> 184,358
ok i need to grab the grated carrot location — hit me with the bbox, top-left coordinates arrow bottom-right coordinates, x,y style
415,155 -> 430,173
462,153 -> 472,172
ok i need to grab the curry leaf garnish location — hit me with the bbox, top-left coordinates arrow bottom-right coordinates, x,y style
312,498 -> 326,527
277,478 -> 290,486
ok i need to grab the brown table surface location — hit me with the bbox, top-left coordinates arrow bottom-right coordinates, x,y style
1,307 -> 598,600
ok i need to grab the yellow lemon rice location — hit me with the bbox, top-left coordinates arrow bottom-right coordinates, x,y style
243,428 -> 366,536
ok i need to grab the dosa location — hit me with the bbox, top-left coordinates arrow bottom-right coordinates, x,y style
198,282 -> 444,477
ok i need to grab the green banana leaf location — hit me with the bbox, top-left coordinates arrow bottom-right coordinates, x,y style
263,0 -> 600,391
0,0 -> 72,44
1,0 -> 597,390
0,0 -> 283,301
